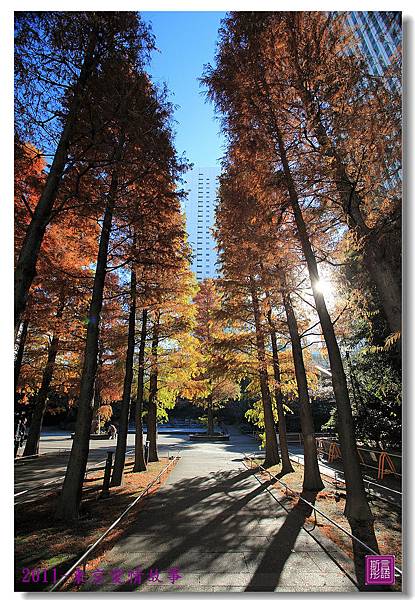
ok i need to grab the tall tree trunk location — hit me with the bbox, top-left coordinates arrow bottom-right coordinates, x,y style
55,156 -> 121,522
90,345 -> 104,433
362,246 -> 401,335
266,308 -> 294,475
292,58 -> 401,334
23,333 -> 60,456
111,267 -> 137,486
14,319 -> 29,393
281,290 -> 323,491
249,276 -> 280,468
90,383 -> 101,434
147,312 -> 160,463
14,33 -> 98,332
275,123 -> 379,579
207,397 -> 214,435
133,309 -> 148,472
90,339 -> 104,435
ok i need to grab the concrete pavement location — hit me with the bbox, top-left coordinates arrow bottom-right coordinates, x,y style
76,429 -> 357,592
14,431 -> 180,498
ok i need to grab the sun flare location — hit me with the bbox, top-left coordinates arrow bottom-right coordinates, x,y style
313,277 -> 337,307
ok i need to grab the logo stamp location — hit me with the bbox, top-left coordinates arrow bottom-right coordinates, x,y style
365,555 -> 395,585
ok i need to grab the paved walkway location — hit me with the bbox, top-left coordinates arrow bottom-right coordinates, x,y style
14,432 -> 179,499
80,429 -> 357,592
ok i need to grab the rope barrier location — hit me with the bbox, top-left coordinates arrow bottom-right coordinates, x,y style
49,455 -> 179,592
243,453 -> 402,578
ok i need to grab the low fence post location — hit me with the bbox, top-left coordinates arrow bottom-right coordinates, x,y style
144,441 -> 150,465
100,451 -> 113,498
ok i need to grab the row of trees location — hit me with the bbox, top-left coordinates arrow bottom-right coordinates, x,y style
14,12 -> 204,521
14,11 -> 401,589
201,11 -> 401,587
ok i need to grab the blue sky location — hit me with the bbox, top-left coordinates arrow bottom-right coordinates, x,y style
142,12 -> 226,169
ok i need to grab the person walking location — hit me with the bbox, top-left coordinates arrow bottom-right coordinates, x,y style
107,423 -> 117,440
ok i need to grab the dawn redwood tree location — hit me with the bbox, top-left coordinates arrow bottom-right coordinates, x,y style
14,141 -> 46,341
128,186 -> 194,463
15,180 -> 98,455
217,280 -> 281,467
110,119 -> 191,478
55,61 -> 168,521
249,276 -> 280,467
204,12 -> 381,581
57,61 -> 188,503
23,293 -> 65,456
223,153 -> 322,486
191,279 -> 239,435
133,308 -> 148,472
142,262 -> 197,461
15,319 -> 29,392
275,119 -> 379,561
265,303 -> 294,475
111,261 -> 137,486
127,189 -> 192,470
55,148 -> 124,520
281,285 -> 323,491
92,272 -> 134,426
14,12 -> 153,331
146,311 -> 160,463
216,167 -> 323,482
281,12 -> 401,334
215,178 -> 281,467
109,175 -> 190,474
265,266 -> 323,488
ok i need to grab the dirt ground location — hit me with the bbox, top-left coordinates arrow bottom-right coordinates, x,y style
15,457 -> 176,591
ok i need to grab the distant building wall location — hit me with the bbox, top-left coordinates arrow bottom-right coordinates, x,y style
346,11 -> 401,77
183,166 -> 220,281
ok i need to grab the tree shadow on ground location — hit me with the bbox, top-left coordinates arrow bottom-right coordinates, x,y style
67,467 -> 323,592
244,490 -> 318,591
99,467 -> 277,591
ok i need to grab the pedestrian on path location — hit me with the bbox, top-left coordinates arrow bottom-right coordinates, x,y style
108,423 -> 117,439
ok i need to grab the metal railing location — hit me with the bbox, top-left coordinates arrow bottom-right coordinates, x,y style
14,449 -> 135,504
315,438 -> 402,480
15,448 -> 72,461
244,453 -> 402,579
287,450 -> 402,509
49,455 -> 179,592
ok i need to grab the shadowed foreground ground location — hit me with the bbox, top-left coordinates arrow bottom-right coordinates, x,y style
73,430 -> 357,592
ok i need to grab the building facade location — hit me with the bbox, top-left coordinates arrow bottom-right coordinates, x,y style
346,12 -> 402,77
184,167 -> 220,281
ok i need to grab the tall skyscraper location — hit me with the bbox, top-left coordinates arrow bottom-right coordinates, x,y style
345,11 -> 402,186
346,12 -> 401,77
184,167 -> 220,281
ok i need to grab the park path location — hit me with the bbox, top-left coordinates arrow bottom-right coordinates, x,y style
80,429 -> 357,592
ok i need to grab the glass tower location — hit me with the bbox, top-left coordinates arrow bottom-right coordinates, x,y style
346,12 -> 402,76
184,167 -> 220,281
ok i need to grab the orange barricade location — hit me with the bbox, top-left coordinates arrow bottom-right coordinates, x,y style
328,442 -> 342,462
377,451 -> 397,480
